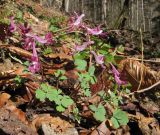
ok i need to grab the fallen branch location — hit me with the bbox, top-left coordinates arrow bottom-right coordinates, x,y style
129,80 -> 160,96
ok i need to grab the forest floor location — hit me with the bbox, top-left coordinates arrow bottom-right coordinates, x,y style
0,0 -> 159,135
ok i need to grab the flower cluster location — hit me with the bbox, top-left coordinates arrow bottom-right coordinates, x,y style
68,12 -> 107,67
9,17 -> 54,73
9,12 -> 107,72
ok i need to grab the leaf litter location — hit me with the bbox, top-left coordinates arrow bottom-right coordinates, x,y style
0,0 -> 159,135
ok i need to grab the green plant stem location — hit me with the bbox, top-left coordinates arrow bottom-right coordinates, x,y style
52,26 -> 70,33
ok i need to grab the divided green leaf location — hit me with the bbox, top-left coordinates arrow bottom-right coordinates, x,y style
35,89 -> 46,102
111,109 -> 129,129
75,59 -> 87,71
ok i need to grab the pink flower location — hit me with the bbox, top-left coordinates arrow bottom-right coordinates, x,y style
44,32 -> 54,45
99,32 -> 108,39
91,51 -> 105,68
75,41 -> 94,52
26,32 -> 54,45
86,26 -> 103,35
110,63 -> 127,87
18,22 -> 31,35
69,12 -> 85,29
73,13 -> 85,26
29,41 -> 40,73
9,16 -> 16,33
23,37 -> 34,50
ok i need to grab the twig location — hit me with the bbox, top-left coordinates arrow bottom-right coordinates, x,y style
129,80 -> 160,96
115,55 -> 160,63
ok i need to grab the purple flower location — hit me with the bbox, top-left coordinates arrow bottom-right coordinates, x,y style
91,51 -> 105,68
69,12 -> 85,29
29,41 -> 40,73
44,32 -> 54,45
110,63 -> 127,87
99,32 -> 108,39
25,33 -> 45,43
75,41 -> 94,52
73,13 -> 85,26
9,16 -> 16,33
18,22 -> 31,35
23,37 -> 34,50
86,26 -> 103,35
26,32 -> 54,45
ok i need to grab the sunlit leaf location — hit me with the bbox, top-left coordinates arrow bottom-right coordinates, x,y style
36,89 -> 46,102
88,65 -> 95,76
61,96 -> 74,108
89,105 -> 97,112
111,117 -> 120,128
75,59 -> 87,70
56,105 -> 65,112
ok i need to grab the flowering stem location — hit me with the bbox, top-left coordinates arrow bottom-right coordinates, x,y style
89,46 -> 92,68
52,26 -> 71,33
55,30 -> 85,38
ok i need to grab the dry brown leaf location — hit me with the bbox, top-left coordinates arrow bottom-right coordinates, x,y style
44,53 -> 73,61
0,93 -> 11,108
91,120 -> 111,135
0,93 -> 28,124
128,112 -> 160,135
31,114 -> 75,133
0,45 -> 32,59
119,59 -> 160,91
23,12 -> 39,23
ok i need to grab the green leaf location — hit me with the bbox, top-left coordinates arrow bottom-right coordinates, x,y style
99,50 -> 109,55
54,70 -> 65,77
54,97 -> 61,105
97,104 -> 106,114
112,98 -> 119,106
46,91 -> 58,101
35,89 -> 46,102
56,105 -> 65,112
83,88 -> 91,97
40,83 -> 48,92
91,104 -> 106,121
117,45 -> 124,53
43,47 -> 52,55
98,90 -> 106,97
94,111 -> 106,122
74,51 -> 89,59
113,109 -> 128,126
61,96 -> 74,108
14,75 -> 22,83
23,61 -> 29,66
90,76 -> 97,84
49,25 -> 59,32
105,54 -> 115,63
59,76 -> 67,81
88,65 -> 95,76
16,11 -> 23,21
75,59 -> 87,71
57,89 -> 62,94
59,70 -> 65,75
54,95 -> 63,105
54,70 -> 61,77
81,81 -> 89,89
83,73 -> 91,82
89,105 -> 97,112
109,91 -> 116,98
111,117 -> 120,128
